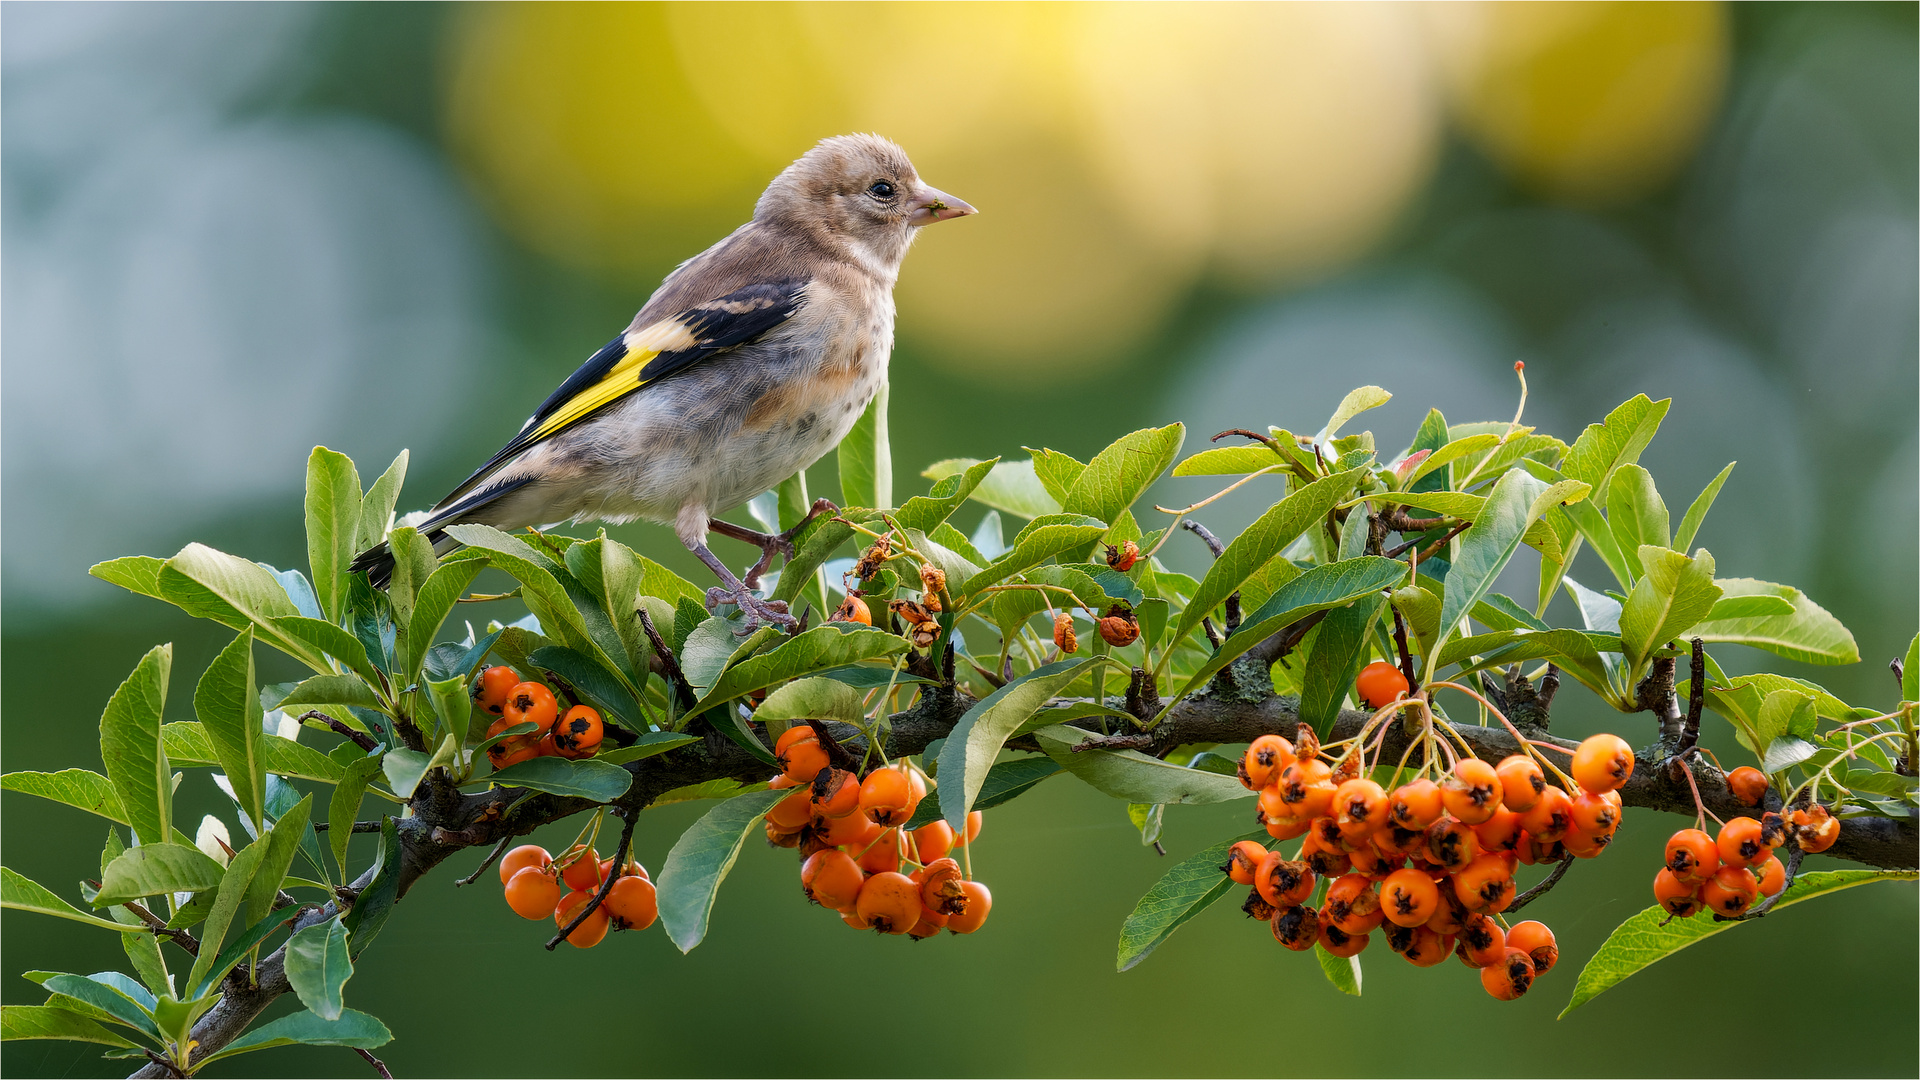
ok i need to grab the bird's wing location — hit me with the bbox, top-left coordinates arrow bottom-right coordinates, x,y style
433,278 -> 808,510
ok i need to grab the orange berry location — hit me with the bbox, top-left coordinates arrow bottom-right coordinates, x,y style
1224,841 -> 1268,885
1563,826 -> 1611,859
1380,868 -> 1441,927
501,681 -> 558,734
1301,833 -> 1352,878
1425,893 -> 1467,937
1324,874 -> 1380,926
1716,817 -> 1769,869
1270,904 -> 1320,951
559,846 -> 603,893
1665,828 -> 1719,883
1278,760 -> 1336,818
498,844 -> 551,886
1354,661 -> 1410,709
1317,920 -> 1370,958
473,666 -> 520,715
1096,611 -> 1140,647
1424,817 -> 1478,873
854,871 -> 921,935
945,881 -> 993,934
917,858 -> 968,916
1334,778 -> 1391,833
551,705 -> 604,759
811,769 -> 861,819
1654,868 -> 1705,917
1265,816 -> 1311,841
1472,808 -> 1524,854
1791,804 -> 1840,853
1457,912 -> 1506,968
773,725 -> 818,757
1053,613 -> 1077,654
1255,854 -> 1316,908
1386,923 -> 1452,967
802,849 -> 865,910
1504,920 -> 1557,974
831,594 -> 873,625
1569,791 -> 1620,837
1727,766 -> 1769,807
1453,853 -> 1516,913
603,875 -> 658,930
953,811 -> 984,847
768,788 -> 814,832
911,820 -> 955,863
487,734 -> 541,770
1571,733 -> 1634,793
503,866 -> 561,919
1755,855 -> 1786,898
858,767 -> 915,826
1481,947 -> 1535,1000
1494,754 -> 1546,812
1700,865 -> 1758,916
1443,758 -> 1503,824
1518,785 -> 1573,843
600,857 -> 647,881
780,738 -> 830,783
1240,734 -> 1296,790
856,827 -> 904,875
1389,779 -> 1444,831
554,890 -> 610,948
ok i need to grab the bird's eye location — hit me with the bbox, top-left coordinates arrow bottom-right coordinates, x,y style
867,180 -> 896,199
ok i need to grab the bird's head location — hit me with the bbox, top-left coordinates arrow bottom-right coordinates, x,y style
758,133 -> 976,272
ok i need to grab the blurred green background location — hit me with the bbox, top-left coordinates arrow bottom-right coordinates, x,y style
4,2 -> 1915,1076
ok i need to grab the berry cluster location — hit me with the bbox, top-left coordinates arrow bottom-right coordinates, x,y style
1228,723 -> 1636,1000
765,725 -> 991,938
1655,775 -> 1839,919
498,842 -> 657,948
472,666 -> 606,769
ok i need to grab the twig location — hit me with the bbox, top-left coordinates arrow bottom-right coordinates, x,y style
803,720 -> 862,773
312,821 -> 382,833
1392,605 -> 1419,692
1244,609 -> 1328,669
123,902 -> 199,956
295,710 -> 378,753
1504,852 -> 1574,915
1180,519 -> 1227,559
354,1048 -> 393,1078
638,607 -> 696,710
454,837 -> 514,887
1722,844 -> 1805,921
1680,638 -> 1706,753
1385,518 -> 1470,561
546,812 -> 636,949
142,1050 -> 186,1078
1381,508 -> 1448,533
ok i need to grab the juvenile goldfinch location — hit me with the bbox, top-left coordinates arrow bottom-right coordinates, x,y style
351,134 -> 973,631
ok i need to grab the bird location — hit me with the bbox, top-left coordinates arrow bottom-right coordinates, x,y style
350,134 -> 975,633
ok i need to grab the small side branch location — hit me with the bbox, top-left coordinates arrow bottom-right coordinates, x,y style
295,710 -> 378,753
1722,844 -> 1805,921
1680,638 -> 1706,753
1504,852 -> 1574,915
454,837 -> 514,887
638,607 -> 696,710
546,811 -> 637,949
354,1048 -> 393,1078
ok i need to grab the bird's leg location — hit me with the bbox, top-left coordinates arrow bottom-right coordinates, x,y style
688,541 -> 798,634
707,498 -> 839,589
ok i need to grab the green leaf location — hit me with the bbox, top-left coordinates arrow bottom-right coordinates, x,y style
99,645 -> 172,848
272,616 -> 383,686
1439,629 -> 1622,699
1116,831 -> 1264,971
1315,944 -> 1363,997
1605,465 -> 1668,579
1560,869 -> 1918,1018
1399,433 -> 1501,490
328,754 -> 386,882
938,658 -> 1106,832
1168,557 -> 1409,706
380,749 -> 434,801
1,1005 -> 140,1048
95,844 -> 225,906
989,564 -> 1112,634
89,556 -> 168,602
195,630 -> 266,832
753,677 -> 866,726
2,770 -> 128,824
1688,579 -> 1859,665
156,544 -> 324,669
1672,461 -> 1734,554
185,841 -> 263,996
921,459 -> 1062,519
902,758 -> 1062,829
657,787 -> 791,953
1430,470 -> 1588,676
1059,424 -> 1184,544
1171,445 -> 1291,477
1904,634 -> 1918,703
1026,447 -> 1088,503
353,450 -> 409,556
284,918 -> 352,1021
36,976 -> 158,1040
894,457 -> 998,534
1703,594 -> 1795,621
527,645 -> 643,731
1032,726 -> 1253,805
839,381 -> 891,510
1560,394 -> 1670,507
1324,386 -> 1390,441
1760,736 -> 1818,774
0,868 -> 129,930
959,514 -> 1110,595
400,558 -> 488,684
198,1009 -> 391,1064
305,447 -> 363,624
439,525 -> 604,665
1128,802 -> 1165,846
484,757 -> 633,801
1170,467 -> 1369,652
1618,547 -> 1721,671
698,625 -> 909,712
162,723 -> 344,785
564,535 -> 683,681
383,527 -> 437,637
1297,595 -> 1387,736
276,674 -> 382,711
243,794 -> 313,928
595,732 -> 701,766
341,819 -> 400,958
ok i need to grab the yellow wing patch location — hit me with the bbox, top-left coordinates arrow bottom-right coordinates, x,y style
523,317 -> 706,442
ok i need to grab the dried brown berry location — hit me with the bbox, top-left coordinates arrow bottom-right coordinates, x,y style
1096,606 -> 1140,647
1053,612 -> 1078,654
1104,540 -> 1140,572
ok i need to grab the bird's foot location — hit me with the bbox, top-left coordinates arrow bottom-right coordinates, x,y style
705,585 -> 798,635
708,498 -> 839,590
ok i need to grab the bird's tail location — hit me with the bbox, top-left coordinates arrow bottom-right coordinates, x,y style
349,475 -> 535,589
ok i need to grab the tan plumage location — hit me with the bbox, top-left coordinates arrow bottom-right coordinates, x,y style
351,135 -> 974,631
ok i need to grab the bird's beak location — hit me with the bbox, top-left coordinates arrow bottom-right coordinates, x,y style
907,184 -> 976,226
